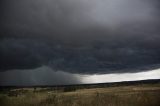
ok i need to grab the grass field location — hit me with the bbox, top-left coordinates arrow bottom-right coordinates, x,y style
0,84 -> 160,106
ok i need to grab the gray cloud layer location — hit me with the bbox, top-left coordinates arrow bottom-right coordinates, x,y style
0,66 -> 81,86
0,0 -> 160,74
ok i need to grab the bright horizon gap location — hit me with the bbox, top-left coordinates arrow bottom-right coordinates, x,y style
80,68 -> 160,84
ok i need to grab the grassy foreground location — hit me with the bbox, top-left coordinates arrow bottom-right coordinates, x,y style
0,84 -> 160,106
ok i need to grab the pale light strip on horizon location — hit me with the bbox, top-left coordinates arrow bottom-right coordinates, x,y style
79,69 -> 160,84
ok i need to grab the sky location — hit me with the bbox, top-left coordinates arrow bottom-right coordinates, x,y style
0,0 -> 160,85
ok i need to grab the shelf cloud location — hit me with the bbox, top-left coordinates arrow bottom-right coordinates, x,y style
0,0 -> 160,74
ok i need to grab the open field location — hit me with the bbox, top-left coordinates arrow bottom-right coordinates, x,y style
0,83 -> 160,106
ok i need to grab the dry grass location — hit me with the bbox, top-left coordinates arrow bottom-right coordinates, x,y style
0,85 -> 160,106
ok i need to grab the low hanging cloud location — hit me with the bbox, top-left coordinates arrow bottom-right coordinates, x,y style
0,37 -> 160,74
0,66 -> 81,86
0,0 -> 160,74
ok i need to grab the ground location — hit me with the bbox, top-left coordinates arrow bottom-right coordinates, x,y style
0,84 -> 160,106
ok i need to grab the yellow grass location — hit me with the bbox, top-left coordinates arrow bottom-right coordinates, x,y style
0,84 -> 160,106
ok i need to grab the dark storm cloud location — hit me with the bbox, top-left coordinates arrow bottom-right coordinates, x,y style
0,66 -> 81,86
0,37 -> 160,74
0,0 -> 160,74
